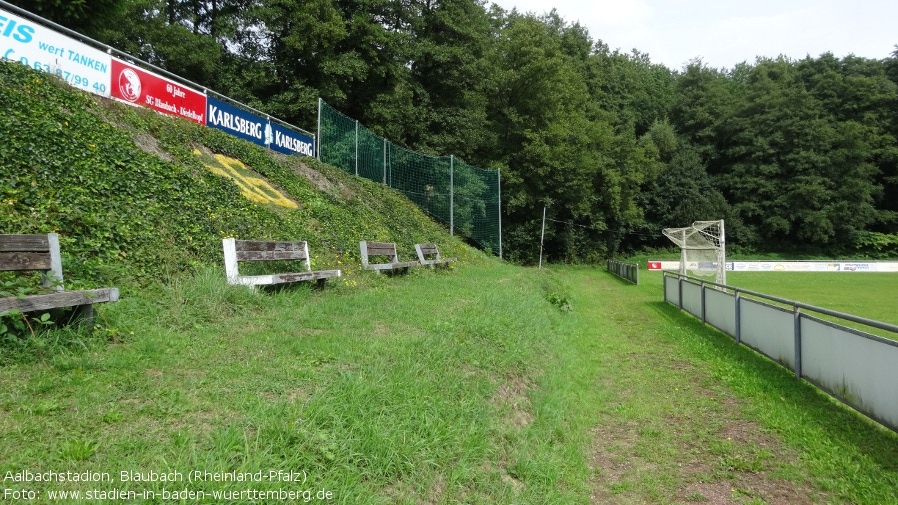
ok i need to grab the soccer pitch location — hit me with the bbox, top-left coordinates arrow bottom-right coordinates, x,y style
644,269 -> 898,329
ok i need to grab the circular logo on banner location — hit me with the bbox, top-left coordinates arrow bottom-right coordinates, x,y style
118,68 -> 142,102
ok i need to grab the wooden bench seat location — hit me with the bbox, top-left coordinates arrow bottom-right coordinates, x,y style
415,243 -> 457,269
0,233 -> 119,324
223,238 -> 341,287
359,241 -> 420,274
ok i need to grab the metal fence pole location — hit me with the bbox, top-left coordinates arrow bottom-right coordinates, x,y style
700,282 -> 707,324
383,139 -> 387,185
793,306 -> 802,379
678,276 -> 684,311
316,98 -> 321,161
734,291 -> 742,344
354,120 -> 359,176
498,169 -> 503,259
538,206 -> 546,269
450,155 -> 454,236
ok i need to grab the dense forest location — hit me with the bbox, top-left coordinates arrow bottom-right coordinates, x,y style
8,0 -> 898,262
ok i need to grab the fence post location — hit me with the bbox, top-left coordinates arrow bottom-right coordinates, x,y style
383,138 -> 387,185
678,276 -> 683,311
793,306 -> 802,379
354,120 -> 359,176
316,98 -> 322,161
700,282 -> 706,324
450,155 -> 454,236
538,206 -> 546,269
498,169 -> 503,259
734,291 -> 741,344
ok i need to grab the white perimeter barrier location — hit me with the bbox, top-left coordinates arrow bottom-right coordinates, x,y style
663,272 -> 898,433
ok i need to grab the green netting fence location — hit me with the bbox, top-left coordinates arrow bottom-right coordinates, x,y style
317,100 -> 502,256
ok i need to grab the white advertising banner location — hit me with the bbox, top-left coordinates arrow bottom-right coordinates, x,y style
649,260 -> 898,273
1,7 -> 111,96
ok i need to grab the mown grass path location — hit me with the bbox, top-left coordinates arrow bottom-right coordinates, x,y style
556,265 -> 898,504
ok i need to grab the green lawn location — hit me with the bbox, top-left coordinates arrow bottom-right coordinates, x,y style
1,262 -> 897,504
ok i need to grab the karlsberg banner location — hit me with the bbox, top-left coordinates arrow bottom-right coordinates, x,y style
207,96 -> 267,145
205,97 -> 315,157
1,6 -> 111,96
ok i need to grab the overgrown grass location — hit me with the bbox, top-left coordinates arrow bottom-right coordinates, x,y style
2,263 -> 897,504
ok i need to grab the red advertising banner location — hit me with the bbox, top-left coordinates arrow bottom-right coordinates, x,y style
110,58 -> 205,124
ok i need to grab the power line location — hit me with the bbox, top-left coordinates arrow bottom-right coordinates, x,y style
545,218 -> 661,238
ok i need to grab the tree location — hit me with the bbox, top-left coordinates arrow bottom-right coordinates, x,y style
5,0 -> 128,37
587,45 -> 675,137
722,57 -> 878,250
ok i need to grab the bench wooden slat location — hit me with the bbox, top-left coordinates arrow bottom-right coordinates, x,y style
230,270 -> 341,287
0,234 -> 51,252
234,240 -> 307,261
0,288 -> 120,315
235,240 -> 307,253
236,250 -> 308,261
0,252 -> 54,271
417,244 -> 439,255
364,243 -> 398,256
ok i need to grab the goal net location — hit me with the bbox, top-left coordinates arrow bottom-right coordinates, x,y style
662,220 -> 726,285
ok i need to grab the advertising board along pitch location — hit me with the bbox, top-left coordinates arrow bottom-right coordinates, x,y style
647,260 -> 898,272
110,58 -> 205,124
1,6 -> 111,96
206,96 -> 315,157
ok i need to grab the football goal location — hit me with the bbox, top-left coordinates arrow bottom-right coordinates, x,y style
662,220 -> 726,286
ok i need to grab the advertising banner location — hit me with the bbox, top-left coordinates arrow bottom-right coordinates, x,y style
206,96 -> 268,147
110,58 -> 205,124
652,260 -> 898,273
267,122 -> 315,158
1,7 -> 111,95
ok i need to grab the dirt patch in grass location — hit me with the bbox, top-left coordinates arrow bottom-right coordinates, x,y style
133,132 -> 173,161
589,368 -> 829,505
493,373 -> 535,427
286,157 -> 356,198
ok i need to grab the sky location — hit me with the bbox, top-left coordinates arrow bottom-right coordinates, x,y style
488,0 -> 898,70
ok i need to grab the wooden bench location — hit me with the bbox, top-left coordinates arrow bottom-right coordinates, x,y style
415,243 -> 457,269
359,241 -> 420,274
222,238 -> 341,287
0,233 -> 119,324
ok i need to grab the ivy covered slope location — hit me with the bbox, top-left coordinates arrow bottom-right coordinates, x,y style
0,60 -> 474,289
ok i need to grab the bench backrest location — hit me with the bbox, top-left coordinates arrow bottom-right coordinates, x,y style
359,241 -> 398,267
415,243 -> 442,261
0,233 -> 65,291
222,238 -> 311,279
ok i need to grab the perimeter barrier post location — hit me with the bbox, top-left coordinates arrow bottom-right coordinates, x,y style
734,291 -> 742,344
793,306 -> 802,379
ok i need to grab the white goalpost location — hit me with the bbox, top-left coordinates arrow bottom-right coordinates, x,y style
662,220 -> 726,286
